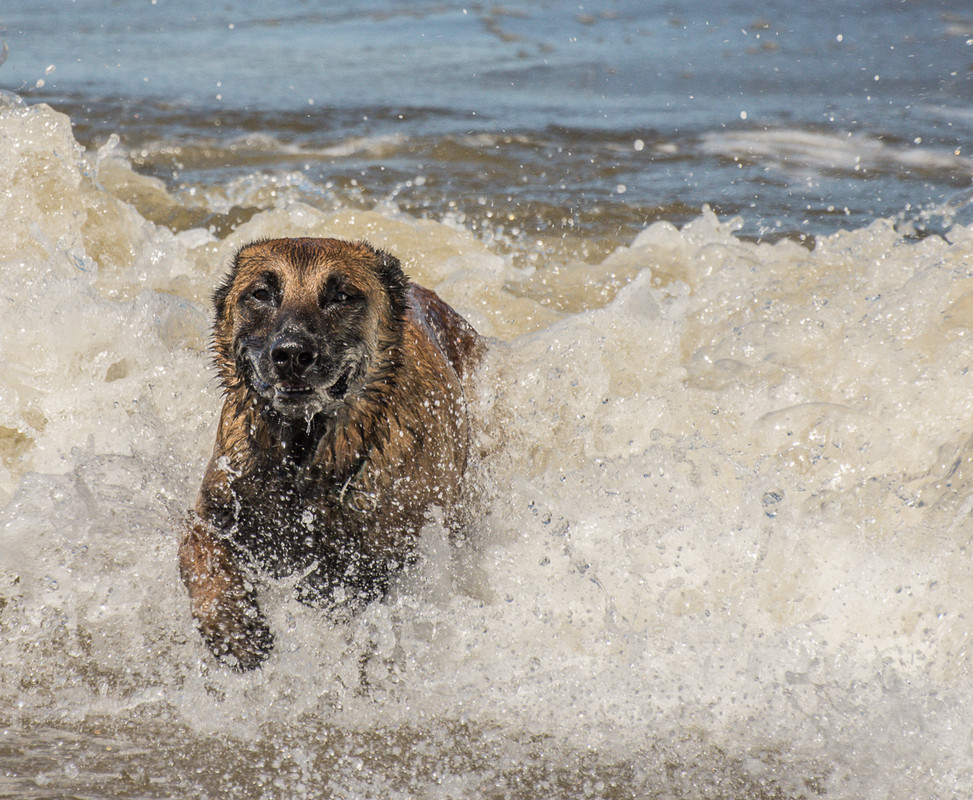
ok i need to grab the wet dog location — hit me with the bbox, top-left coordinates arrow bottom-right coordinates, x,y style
179,238 -> 483,669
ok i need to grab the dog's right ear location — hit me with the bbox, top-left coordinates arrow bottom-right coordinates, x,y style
213,272 -> 234,321
213,243 -> 258,321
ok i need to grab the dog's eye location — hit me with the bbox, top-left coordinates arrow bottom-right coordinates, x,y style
321,287 -> 355,307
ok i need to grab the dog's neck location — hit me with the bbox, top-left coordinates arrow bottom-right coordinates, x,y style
268,411 -> 329,463
245,371 -> 396,470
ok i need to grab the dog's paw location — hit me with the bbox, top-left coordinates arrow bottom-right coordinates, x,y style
198,599 -> 275,671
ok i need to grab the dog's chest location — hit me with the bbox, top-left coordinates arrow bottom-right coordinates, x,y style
227,467 -> 358,559
225,456 -> 428,574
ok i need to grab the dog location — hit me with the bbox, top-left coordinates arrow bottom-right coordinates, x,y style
178,238 -> 483,669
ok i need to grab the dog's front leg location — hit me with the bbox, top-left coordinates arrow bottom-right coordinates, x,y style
178,517 -> 274,670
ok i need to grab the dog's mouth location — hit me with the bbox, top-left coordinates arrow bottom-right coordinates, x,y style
244,344 -> 359,414
265,366 -> 353,409
325,366 -> 353,400
275,381 -> 314,400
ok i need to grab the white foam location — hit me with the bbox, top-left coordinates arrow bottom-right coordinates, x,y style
701,127 -> 973,178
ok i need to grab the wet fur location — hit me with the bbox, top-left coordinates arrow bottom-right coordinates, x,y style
179,238 -> 483,669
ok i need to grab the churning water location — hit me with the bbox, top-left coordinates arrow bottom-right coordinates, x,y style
2,2 -> 973,798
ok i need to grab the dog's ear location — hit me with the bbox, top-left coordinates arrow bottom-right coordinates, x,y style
373,248 -> 410,321
213,270 -> 234,322
213,241 -> 265,321
213,245 -> 248,321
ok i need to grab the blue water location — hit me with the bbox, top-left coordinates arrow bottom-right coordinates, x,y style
2,0 -> 973,243
3,1 -> 970,124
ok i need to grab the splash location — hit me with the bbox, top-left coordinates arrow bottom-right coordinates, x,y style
2,102 -> 972,799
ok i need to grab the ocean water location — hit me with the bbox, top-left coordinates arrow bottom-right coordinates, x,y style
2,2 -> 973,799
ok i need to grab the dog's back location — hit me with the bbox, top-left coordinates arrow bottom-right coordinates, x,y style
409,282 -> 484,382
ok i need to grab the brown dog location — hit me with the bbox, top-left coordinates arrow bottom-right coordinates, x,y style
179,238 -> 483,669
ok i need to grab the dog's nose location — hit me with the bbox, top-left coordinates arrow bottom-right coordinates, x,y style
270,336 -> 317,376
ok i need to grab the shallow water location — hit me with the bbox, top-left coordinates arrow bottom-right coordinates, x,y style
2,3 -> 973,799
3,98 -> 973,799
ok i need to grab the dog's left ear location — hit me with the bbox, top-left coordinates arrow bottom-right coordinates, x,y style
374,248 -> 410,319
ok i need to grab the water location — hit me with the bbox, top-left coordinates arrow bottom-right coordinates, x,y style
3,0 -> 973,249
1,2 -> 973,798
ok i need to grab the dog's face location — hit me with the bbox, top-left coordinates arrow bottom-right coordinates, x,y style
213,238 -> 408,419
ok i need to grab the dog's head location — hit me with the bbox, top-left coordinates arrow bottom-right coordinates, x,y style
212,238 -> 409,419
